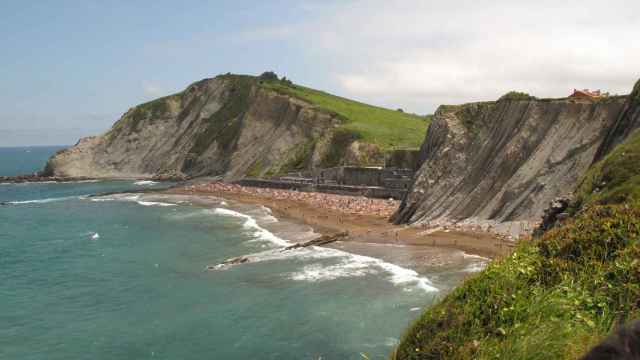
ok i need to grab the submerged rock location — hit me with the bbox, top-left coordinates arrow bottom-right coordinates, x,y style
208,231 -> 349,270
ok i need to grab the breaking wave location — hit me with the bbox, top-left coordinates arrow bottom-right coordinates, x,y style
216,243 -> 438,293
5,196 -> 81,205
134,180 -> 158,186
288,248 -> 439,292
136,200 -> 176,207
213,208 -> 290,247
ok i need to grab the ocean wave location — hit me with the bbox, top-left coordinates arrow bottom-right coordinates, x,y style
136,200 -> 176,207
90,194 -> 140,202
463,262 -> 488,273
462,252 -> 490,261
5,195 -> 80,205
288,247 -> 438,292
134,180 -> 158,186
90,197 -> 115,202
213,208 -> 290,247
217,244 -> 438,292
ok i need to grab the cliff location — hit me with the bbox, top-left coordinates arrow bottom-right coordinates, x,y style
44,74 -> 428,180
393,79 -> 640,359
392,92 -> 631,233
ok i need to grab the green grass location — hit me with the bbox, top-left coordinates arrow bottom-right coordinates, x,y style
280,140 -> 317,173
395,206 -> 640,360
188,75 -> 253,156
259,80 -> 429,150
499,91 -> 536,101
394,128 -> 640,360
573,129 -> 640,209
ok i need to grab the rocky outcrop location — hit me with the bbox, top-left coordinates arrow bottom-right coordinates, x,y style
208,231 -> 349,270
532,196 -> 571,236
392,92 -> 635,230
0,175 -> 94,183
45,75 -> 345,180
593,79 -> 640,162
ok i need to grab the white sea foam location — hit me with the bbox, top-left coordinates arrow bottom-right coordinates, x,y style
218,243 -> 438,292
6,196 -> 79,205
136,200 -> 176,207
134,180 -> 158,186
90,194 -> 140,202
463,262 -> 487,273
291,248 -> 438,292
90,197 -> 115,202
462,252 -> 490,261
461,252 -> 489,273
213,208 -> 290,247
91,194 -> 179,207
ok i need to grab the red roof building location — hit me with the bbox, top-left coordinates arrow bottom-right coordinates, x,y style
570,89 -> 603,98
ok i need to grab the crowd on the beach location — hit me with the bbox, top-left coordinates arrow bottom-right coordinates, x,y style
182,182 -> 399,217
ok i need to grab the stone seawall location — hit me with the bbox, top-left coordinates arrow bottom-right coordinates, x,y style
236,178 -> 406,199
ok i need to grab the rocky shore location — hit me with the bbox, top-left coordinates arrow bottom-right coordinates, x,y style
0,174 -> 96,183
167,182 -> 508,258
181,181 -> 399,218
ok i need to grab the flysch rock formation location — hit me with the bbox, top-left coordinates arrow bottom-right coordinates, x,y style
393,79 -> 640,237
44,75 -> 343,180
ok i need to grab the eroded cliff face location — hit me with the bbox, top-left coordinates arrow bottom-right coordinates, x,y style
45,75 -> 341,180
392,93 -> 634,231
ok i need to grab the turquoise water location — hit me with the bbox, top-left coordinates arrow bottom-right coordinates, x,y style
0,148 -> 485,359
0,146 -> 67,176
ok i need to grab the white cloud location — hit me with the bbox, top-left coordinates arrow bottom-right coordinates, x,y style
142,82 -> 165,99
248,0 -> 640,113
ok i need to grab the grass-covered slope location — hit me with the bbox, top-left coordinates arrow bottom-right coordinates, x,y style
394,130 -> 640,360
259,80 -> 429,150
574,130 -> 640,209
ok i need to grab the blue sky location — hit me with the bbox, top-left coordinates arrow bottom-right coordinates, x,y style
1,0 -> 639,146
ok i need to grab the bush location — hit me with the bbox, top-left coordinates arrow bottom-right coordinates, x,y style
258,71 -> 278,81
394,205 -> 640,359
499,91 -> 536,101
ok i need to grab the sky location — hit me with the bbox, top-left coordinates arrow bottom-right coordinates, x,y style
1,0 -> 639,146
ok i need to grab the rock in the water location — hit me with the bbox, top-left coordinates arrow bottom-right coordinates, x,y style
282,231 -> 349,251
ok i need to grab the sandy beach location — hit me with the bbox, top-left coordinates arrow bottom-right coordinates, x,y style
166,182 -> 515,258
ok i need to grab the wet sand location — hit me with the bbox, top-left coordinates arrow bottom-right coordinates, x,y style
166,183 -> 515,259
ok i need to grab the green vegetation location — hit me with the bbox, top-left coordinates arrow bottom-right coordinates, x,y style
280,140 -> 316,173
259,80 -> 428,150
499,91 -> 536,101
320,128 -> 361,168
394,129 -> 640,360
128,94 -> 180,132
189,75 -> 253,156
246,159 -> 263,177
574,129 -> 640,209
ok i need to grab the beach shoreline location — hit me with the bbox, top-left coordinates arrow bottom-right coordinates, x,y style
165,182 -> 514,259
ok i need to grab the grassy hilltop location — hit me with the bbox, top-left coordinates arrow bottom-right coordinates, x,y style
259,78 -> 429,150
393,128 -> 640,359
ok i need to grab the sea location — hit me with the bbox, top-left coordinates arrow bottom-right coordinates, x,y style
0,146 -> 488,359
